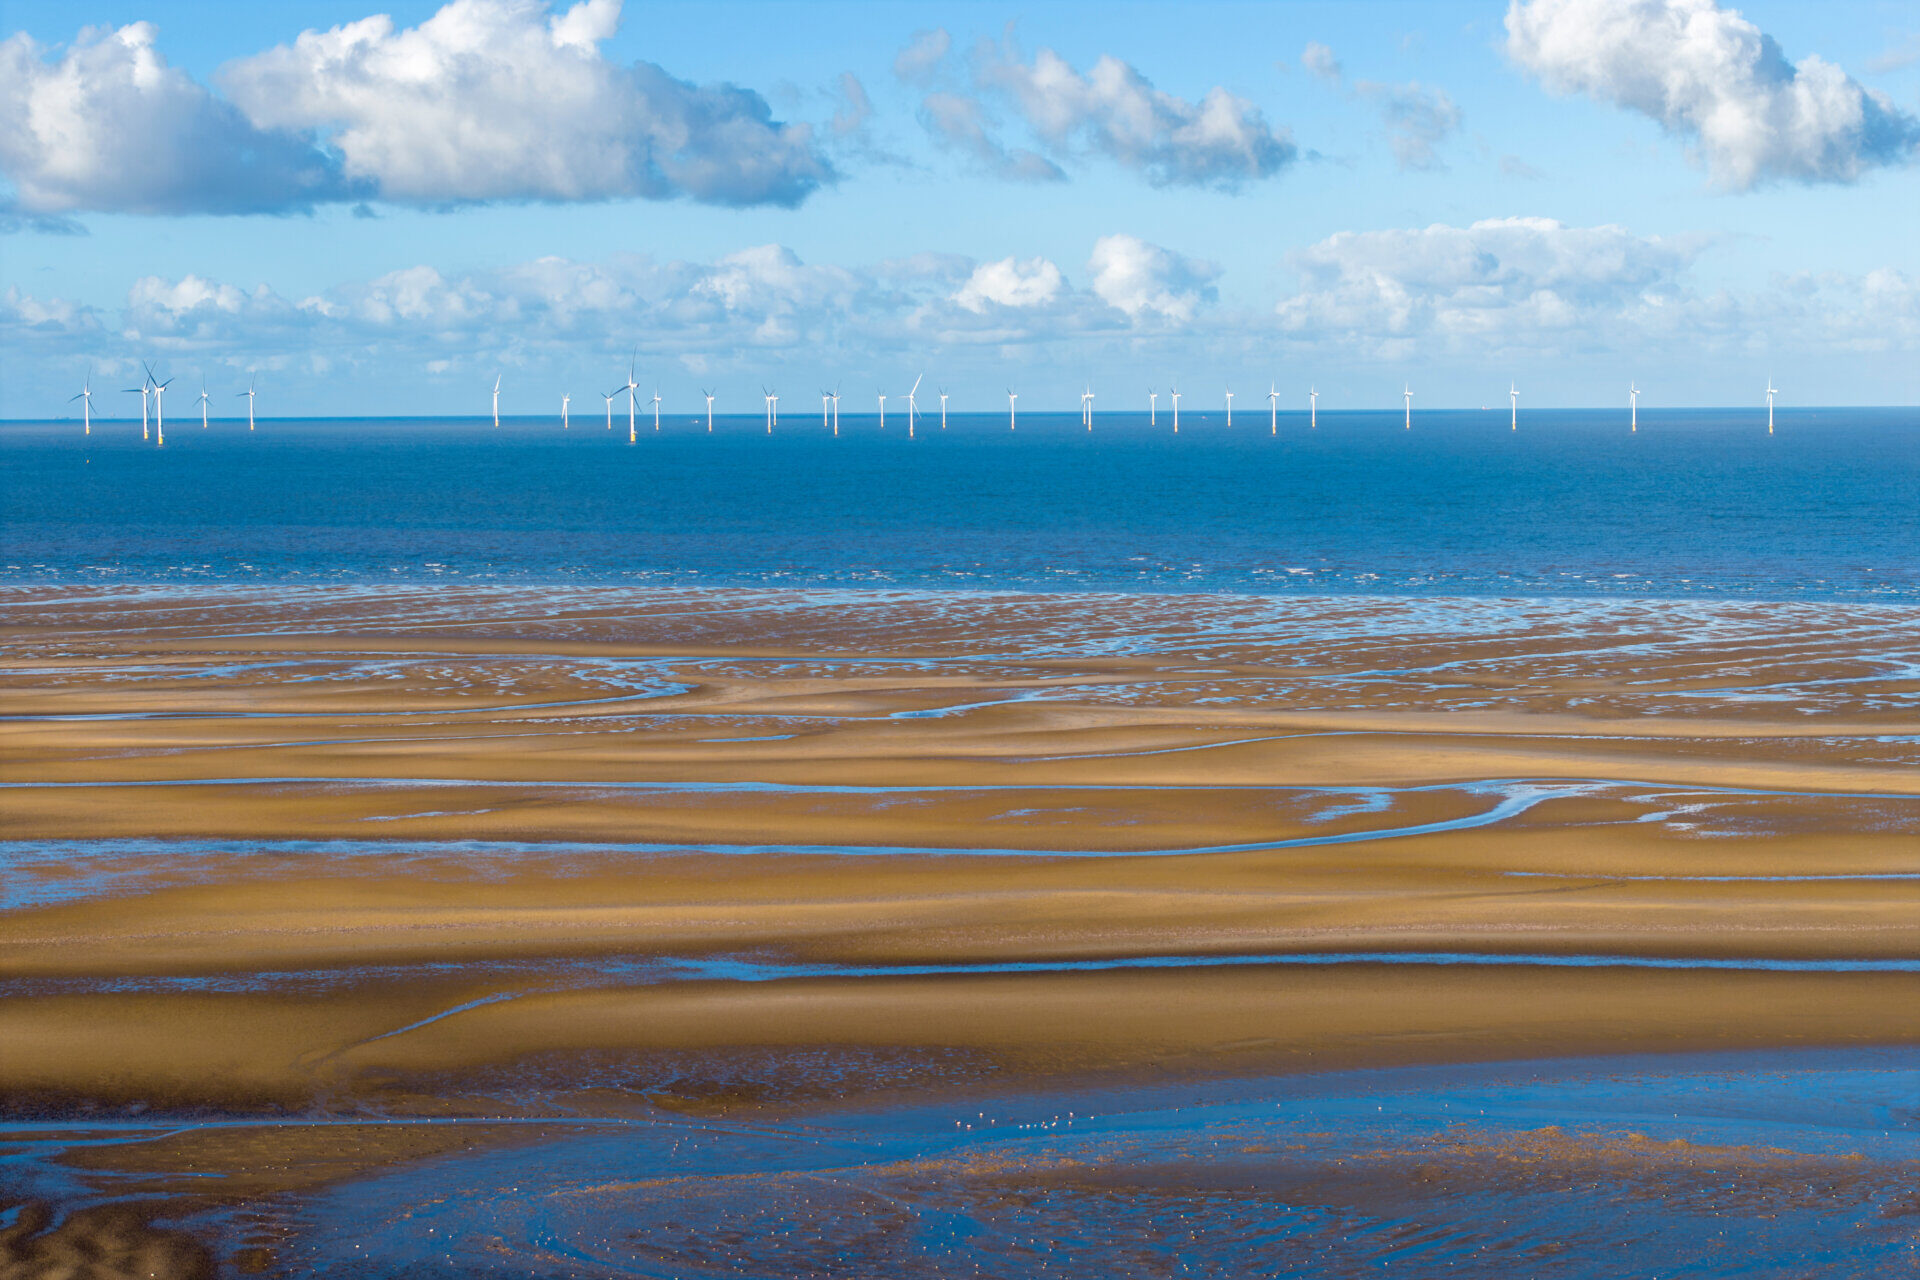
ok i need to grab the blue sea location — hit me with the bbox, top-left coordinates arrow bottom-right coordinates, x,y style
3,407 -> 1917,595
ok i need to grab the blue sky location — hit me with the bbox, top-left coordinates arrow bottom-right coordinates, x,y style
4,0 -> 1918,417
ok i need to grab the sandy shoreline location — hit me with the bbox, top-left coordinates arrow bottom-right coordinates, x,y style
3,584 -> 1917,1118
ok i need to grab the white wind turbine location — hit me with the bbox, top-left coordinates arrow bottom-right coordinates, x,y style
237,376 -> 257,430
1224,386 -> 1234,428
939,388 -> 949,430
624,355 -> 639,442
1080,385 -> 1092,429
907,375 -> 922,438
1309,386 -> 1318,430
1007,388 -> 1017,431
877,392 -> 887,430
1170,386 -> 1181,433
763,387 -> 778,433
195,380 -> 211,429
1267,384 -> 1279,435
830,386 -> 841,436
1147,389 -> 1157,427
147,364 -> 173,446
1510,382 -> 1518,432
1630,382 -> 1640,433
1403,385 -> 1413,430
561,392 -> 570,429
650,388 -> 662,431
821,390 -> 832,428
125,375 -> 151,441
70,370 -> 93,435
703,389 -> 715,432
602,387 -> 619,430
1766,377 -> 1777,435
491,374 -> 501,428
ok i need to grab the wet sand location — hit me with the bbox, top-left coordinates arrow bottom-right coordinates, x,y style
2,585 -> 1917,1274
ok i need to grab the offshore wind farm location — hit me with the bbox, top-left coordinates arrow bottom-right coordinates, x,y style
3,0 -> 1919,1277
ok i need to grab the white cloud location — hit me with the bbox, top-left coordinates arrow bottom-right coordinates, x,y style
1277,216 -> 1704,349
918,92 -> 1066,182
953,256 -> 1066,312
1506,0 -> 1920,188
0,22 -> 353,216
894,28 -> 952,87
1301,42 -> 1343,81
1087,234 -> 1219,322
0,1 -> 832,221
974,41 -> 1298,189
222,0 -> 832,207
1356,81 -> 1462,170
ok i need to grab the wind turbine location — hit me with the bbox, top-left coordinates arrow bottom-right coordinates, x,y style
561,392 -> 570,428
703,389 -> 715,432
1007,388 -> 1017,431
1084,385 -> 1095,431
1510,382 -> 1518,432
1170,386 -> 1181,433
1629,382 -> 1639,433
624,355 -> 639,442
821,390 -> 832,428
124,376 -> 150,441
939,388 -> 948,430
1404,385 -> 1413,430
650,388 -> 662,431
1765,377 -> 1777,435
70,371 -> 93,435
1309,386 -> 1318,430
877,393 -> 886,431
907,375 -> 922,438
1148,389 -> 1157,427
829,387 -> 841,436
763,387 -> 778,433
237,376 -> 257,430
491,375 -> 501,428
147,365 -> 173,446
1267,384 -> 1278,435
1224,386 -> 1234,428
195,381 -> 211,429
602,387 -> 620,430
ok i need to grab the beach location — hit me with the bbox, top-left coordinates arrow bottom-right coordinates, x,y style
3,584 -> 1918,1273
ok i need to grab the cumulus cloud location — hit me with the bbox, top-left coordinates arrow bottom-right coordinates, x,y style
1506,0 -> 1920,188
0,23 -> 355,216
953,256 -> 1067,312
1277,216 -> 1704,347
1356,81 -> 1462,170
974,40 -> 1298,188
1301,42 -> 1343,81
0,1 -> 832,221
918,92 -> 1066,182
223,0 -> 832,207
1086,234 -> 1219,322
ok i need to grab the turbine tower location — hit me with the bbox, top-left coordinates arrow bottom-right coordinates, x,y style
602,388 -> 619,430
561,392 -> 570,429
1148,389 -> 1157,427
829,387 -> 840,436
938,388 -> 948,430
148,366 -> 173,447
763,387 -> 778,434
704,389 -> 715,432
878,393 -> 886,430
1309,386 -> 1318,430
1403,385 -> 1412,430
1267,384 -> 1278,435
1224,386 -> 1233,428
1510,382 -> 1518,432
1007,388 -> 1017,431
1765,377 -> 1777,435
821,391 -> 832,428
70,371 -> 93,435
624,355 -> 639,442
1170,386 -> 1181,433
907,375 -> 922,438
491,375 -> 501,428
195,381 -> 210,429
125,377 -> 150,441
1629,382 -> 1639,433
650,388 -> 662,431
1084,385 -> 1095,430
237,376 -> 257,431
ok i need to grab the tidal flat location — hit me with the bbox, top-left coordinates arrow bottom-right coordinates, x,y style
2,585 -> 1917,1276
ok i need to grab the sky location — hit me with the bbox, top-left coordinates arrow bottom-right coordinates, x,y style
3,0 -> 1918,417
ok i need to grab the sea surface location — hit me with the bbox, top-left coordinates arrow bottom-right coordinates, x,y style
4,408 -> 1916,597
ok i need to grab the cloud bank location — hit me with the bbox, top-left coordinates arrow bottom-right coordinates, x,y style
1505,0 -> 1920,188
0,0 -> 833,219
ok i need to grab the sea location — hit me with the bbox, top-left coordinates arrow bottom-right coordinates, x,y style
3,407 -> 1916,598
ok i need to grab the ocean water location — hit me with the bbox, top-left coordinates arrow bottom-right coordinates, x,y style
3,407 -> 1916,597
